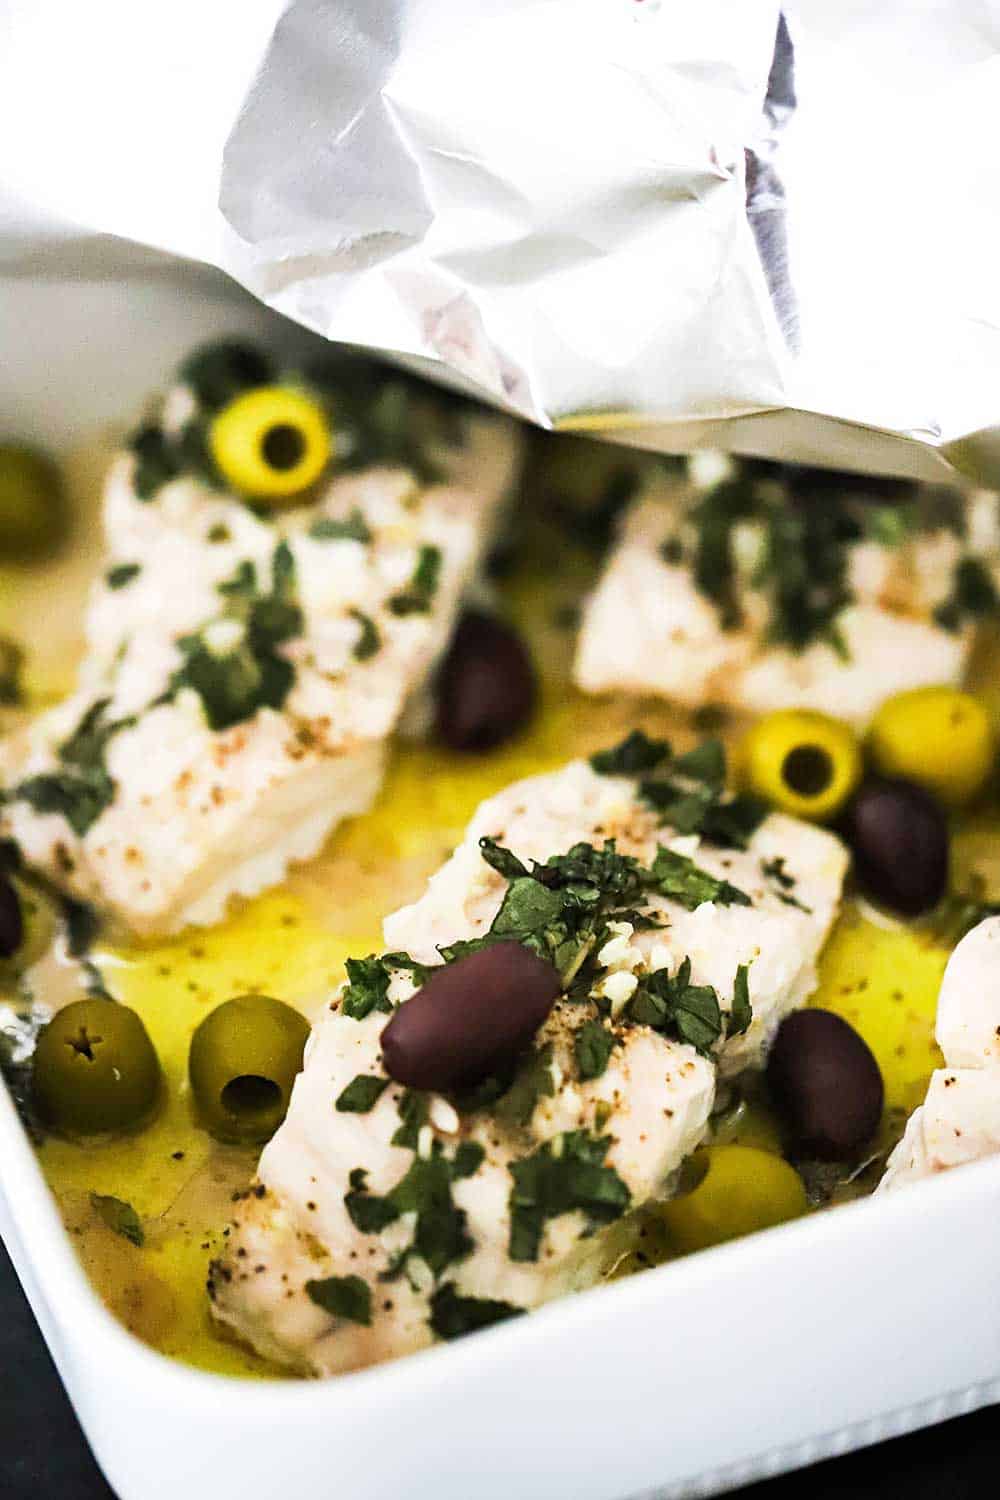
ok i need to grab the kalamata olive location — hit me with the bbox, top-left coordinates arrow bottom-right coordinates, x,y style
840,776 -> 949,916
380,942 -> 561,1091
434,610 -> 537,752
0,874 -> 23,959
767,1009 -> 884,1161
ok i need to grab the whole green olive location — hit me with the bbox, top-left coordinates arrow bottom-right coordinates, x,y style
33,999 -> 162,1136
0,444 -> 68,561
188,994 -> 310,1144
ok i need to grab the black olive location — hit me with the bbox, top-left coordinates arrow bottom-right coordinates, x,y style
767,1009 -> 884,1161
0,875 -> 23,959
841,777 -> 949,916
380,943 -> 561,1092
434,610 -> 537,752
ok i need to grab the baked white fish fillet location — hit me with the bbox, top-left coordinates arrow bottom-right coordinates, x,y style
881,916 -> 1000,1190
0,404 -> 520,937
210,757 -> 847,1375
575,462 -> 1000,727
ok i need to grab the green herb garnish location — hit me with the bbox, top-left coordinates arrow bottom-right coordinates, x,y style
428,1284 -> 523,1341
106,563 -> 141,591
626,958 -> 752,1056
349,609 -> 381,661
178,340 -> 274,411
309,510 -> 372,544
650,846 -> 751,911
508,1130 -> 631,1263
574,1019 -> 615,1081
168,543 -> 303,730
12,698 -> 136,836
305,1274 -> 372,1326
934,557 -> 1000,633
389,545 -> 442,616
335,1075 -> 390,1114
589,729 -> 670,776
128,425 -> 182,501
90,1193 -> 144,1248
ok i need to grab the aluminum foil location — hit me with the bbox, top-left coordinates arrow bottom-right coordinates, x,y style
4,0 -> 1000,480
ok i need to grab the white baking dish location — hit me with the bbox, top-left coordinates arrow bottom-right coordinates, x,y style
3,1073 -> 1000,1500
2,266 -> 999,1500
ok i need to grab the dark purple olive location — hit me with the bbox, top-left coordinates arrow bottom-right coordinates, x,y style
434,610 -> 537,752
381,942 -> 560,1091
767,1009 -> 884,1161
0,875 -> 23,959
840,777 -> 949,916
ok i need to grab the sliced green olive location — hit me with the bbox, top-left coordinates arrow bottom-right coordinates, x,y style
0,444 -> 69,561
188,994 -> 310,1144
32,999 -> 162,1136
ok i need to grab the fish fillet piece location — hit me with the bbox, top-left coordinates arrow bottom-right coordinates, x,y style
575,461 -> 1000,727
210,757 -> 847,1375
881,917 -> 1000,1190
1,397 -> 520,936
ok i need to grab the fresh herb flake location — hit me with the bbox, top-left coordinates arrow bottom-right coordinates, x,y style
309,510 -> 372,544
305,1274 -> 372,1326
335,1075 -> 390,1114
106,563 -> 141,591
90,1193 -> 144,1248
508,1131 -> 631,1263
389,545 -> 442,616
428,1283 -> 523,1341
574,1019 -> 615,1081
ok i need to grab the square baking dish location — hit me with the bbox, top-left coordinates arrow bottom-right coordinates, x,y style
2,267 -> 998,1500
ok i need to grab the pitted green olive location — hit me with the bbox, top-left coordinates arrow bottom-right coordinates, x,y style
188,994 -> 310,1144
33,999 -> 162,1136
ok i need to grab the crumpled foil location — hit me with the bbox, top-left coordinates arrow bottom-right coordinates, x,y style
4,0 -> 1000,480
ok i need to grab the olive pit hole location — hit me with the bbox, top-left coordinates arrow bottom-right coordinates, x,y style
781,743 -> 834,798
260,423 -> 306,472
220,1074 -> 282,1120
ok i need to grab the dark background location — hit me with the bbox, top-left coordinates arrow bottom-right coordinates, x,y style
1,1235 -> 993,1498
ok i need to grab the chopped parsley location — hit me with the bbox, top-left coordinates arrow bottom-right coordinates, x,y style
650,847 -> 750,911
428,1284 -> 524,1341
589,729 -> 670,776
389,545 -> 442,616
305,1274 -> 372,1326
335,1075 -> 390,1113
574,1019 -> 615,1081
682,466 -> 918,655
340,956 -> 393,1020
309,510 -> 372,544
128,424 -> 183,501
761,856 -> 811,912
340,951 -> 427,1021
508,1130 -> 631,1263
105,563 -> 141,591
349,609 -> 380,661
933,557 -> 1000,633
591,732 -> 767,850
345,1145 -> 475,1282
11,698 -> 135,836
626,958 -> 751,1056
168,543 -> 303,730
90,1193 -> 144,1248
178,339 -> 274,412
391,1089 -> 429,1149
492,1044 -> 556,1126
